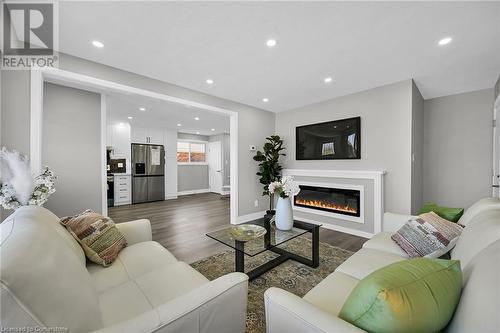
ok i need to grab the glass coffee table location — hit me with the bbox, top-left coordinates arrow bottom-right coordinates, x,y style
207,218 -> 321,280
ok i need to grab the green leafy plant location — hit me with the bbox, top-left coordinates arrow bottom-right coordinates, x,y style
253,135 -> 286,212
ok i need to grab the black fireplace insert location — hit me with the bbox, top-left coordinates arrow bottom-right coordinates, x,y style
294,185 -> 360,217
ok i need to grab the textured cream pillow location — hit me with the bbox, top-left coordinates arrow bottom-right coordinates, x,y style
391,211 -> 463,258
60,210 -> 127,266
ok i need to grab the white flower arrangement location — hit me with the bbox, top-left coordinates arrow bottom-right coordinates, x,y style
0,148 -> 57,210
268,176 -> 300,199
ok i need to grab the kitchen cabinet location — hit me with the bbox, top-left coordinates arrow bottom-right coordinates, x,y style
131,126 -> 164,144
107,123 -> 131,160
114,174 -> 131,205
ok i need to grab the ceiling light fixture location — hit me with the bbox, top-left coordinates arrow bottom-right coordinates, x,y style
139,107 -> 146,111
127,116 -> 133,119
324,77 -> 333,83
266,39 -> 277,47
438,37 -> 452,46
177,123 -> 182,127
262,98 -> 269,103
211,128 -> 215,131
92,40 -> 104,48
196,132 -> 200,135
206,79 -> 214,84
194,117 -> 200,120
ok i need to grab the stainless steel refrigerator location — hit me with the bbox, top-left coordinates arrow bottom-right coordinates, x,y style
132,143 -> 165,204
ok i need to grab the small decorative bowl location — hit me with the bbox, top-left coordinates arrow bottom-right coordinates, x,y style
227,224 -> 267,242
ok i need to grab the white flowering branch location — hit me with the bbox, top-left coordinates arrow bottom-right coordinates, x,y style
0,148 -> 57,210
268,176 -> 300,199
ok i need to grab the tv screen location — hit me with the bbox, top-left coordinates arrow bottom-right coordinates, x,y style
296,117 -> 360,160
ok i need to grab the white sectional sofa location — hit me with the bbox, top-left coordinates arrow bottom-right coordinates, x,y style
0,206 -> 248,333
265,197 -> 500,333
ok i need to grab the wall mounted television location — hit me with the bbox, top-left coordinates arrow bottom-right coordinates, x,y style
296,116 -> 361,160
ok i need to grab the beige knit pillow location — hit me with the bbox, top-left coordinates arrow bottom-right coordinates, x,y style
60,210 -> 127,266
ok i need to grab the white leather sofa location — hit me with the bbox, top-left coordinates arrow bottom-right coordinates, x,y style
265,197 -> 500,333
0,206 -> 248,333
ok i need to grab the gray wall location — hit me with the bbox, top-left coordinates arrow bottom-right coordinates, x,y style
423,88 -> 494,209
495,75 -> 500,101
178,165 -> 209,192
42,83 -> 102,216
1,71 -> 30,154
1,71 -> 31,219
411,81 -> 425,213
276,80 -> 414,214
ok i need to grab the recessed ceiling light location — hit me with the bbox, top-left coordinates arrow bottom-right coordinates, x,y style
127,116 -> 133,119
211,128 -> 215,131
324,77 -> 333,83
194,117 -> 200,120
206,79 -> 214,84
92,40 -> 104,48
438,37 -> 452,46
139,107 -> 146,111
266,39 -> 277,47
262,98 -> 269,103
196,132 -> 200,135
177,123 -> 182,127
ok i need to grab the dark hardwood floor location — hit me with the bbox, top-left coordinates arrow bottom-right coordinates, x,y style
109,193 -> 367,263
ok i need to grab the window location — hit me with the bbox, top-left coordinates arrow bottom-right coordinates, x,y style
177,141 -> 206,163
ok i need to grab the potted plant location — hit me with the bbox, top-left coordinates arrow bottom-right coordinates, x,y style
253,135 -> 286,216
268,176 -> 301,230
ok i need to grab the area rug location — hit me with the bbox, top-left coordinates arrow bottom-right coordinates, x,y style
191,238 -> 354,333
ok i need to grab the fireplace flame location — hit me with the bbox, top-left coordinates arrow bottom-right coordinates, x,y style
295,198 -> 358,214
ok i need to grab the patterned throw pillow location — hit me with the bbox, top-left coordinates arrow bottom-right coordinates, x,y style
60,210 -> 127,266
391,212 -> 463,258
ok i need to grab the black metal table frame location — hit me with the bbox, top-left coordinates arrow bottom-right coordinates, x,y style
234,220 -> 320,280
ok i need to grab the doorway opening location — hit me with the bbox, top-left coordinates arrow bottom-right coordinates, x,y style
30,68 -> 239,226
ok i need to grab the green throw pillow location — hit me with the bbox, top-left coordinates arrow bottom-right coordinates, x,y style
339,258 -> 462,333
419,202 -> 464,222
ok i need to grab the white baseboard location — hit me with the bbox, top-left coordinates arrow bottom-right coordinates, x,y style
165,195 -> 178,200
236,210 -> 267,224
177,189 -> 210,196
220,190 -> 230,195
294,216 -> 375,239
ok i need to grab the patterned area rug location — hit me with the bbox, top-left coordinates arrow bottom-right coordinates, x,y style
191,237 -> 354,333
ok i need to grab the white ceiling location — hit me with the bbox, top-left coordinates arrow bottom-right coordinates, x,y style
59,1 -> 500,112
107,93 -> 230,136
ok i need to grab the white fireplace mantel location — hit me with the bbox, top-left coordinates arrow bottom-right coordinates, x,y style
282,169 -> 386,238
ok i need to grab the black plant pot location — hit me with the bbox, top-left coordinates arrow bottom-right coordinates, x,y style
264,210 -> 275,223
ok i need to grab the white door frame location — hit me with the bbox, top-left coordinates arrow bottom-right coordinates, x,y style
493,94 -> 500,197
30,68 -> 239,224
208,141 -> 223,194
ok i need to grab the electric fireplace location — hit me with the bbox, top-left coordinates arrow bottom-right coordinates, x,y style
294,185 -> 361,217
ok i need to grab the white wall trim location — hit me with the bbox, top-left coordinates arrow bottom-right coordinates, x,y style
30,67 -> 239,224
100,94 -> 108,216
236,210 -> 267,224
294,216 -> 375,239
177,189 -> 210,196
283,168 -> 385,235
283,169 -> 386,178
30,70 -> 43,175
